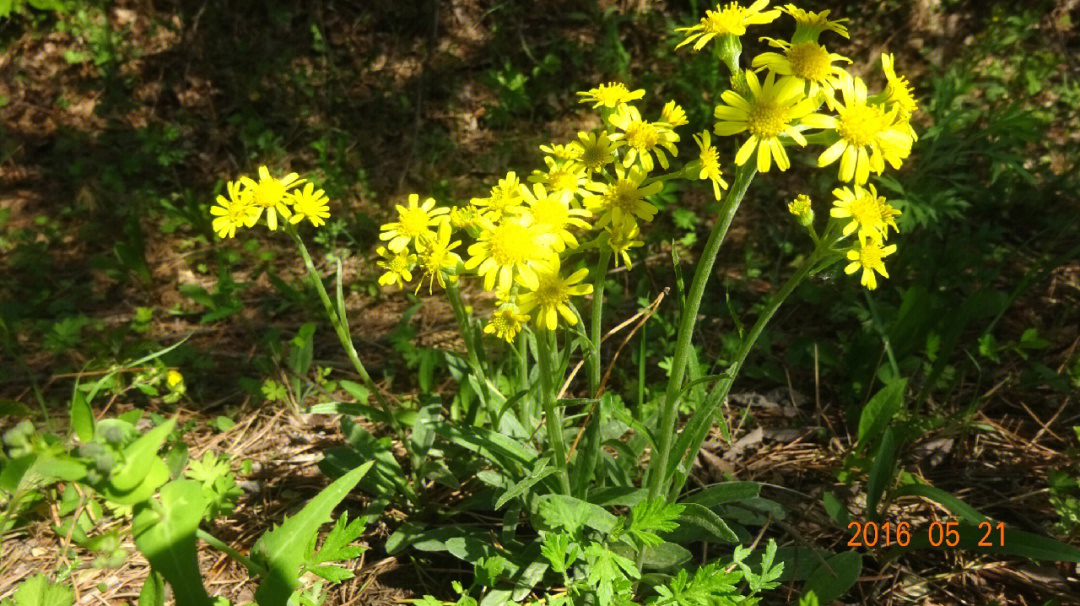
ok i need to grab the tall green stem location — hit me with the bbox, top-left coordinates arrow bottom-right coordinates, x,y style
645,162 -> 756,502
536,329 -> 572,495
588,249 -> 611,396
445,281 -> 495,418
197,529 -> 263,576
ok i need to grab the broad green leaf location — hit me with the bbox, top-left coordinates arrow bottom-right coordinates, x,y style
857,379 -> 906,448
252,461 -> 372,606
802,551 -> 861,604
615,541 -> 691,571
99,457 -> 169,505
588,487 -> 647,507
866,427 -> 897,520
132,480 -> 212,606
111,418 -> 176,492
4,574 -> 74,606
69,390 -> 94,442
537,494 -> 617,534
137,571 -> 165,606
681,481 -> 760,508
495,458 -> 554,510
674,503 -> 738,544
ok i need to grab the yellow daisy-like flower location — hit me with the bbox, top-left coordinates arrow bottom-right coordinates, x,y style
450,205 -> 482,231
288,183 -> 331,227
379,193 -> 450,253
210,180 -> 259,239
583,164 -> 662,228
752,38 -> 851,108
470,171 -> 526,221
692,131 -> 729,200
713,70 -> 824,172
830,184 -> 900,242
464,216 -> 551,292
376,246 -> 416,289
660,101 -> 689,127
570,131 -> 620,173
779,4 -> 849,43
804,73 -> 914,184
521,183 -> 592,252
166,370 -> 184,389
881,53 -> 918,140
484,306 -> 530,343
517,265 -> 593,331
241,166 -> 304,231
787,193 -> 814,226
415,222 -> 462,293
607,104 -> 680,172
539,142 -> 582,163
576,82 -> 645,109
675,1 -> 781,50
845,239 -> 897,290
605,218 -> 644,268
529,156 -> 591,204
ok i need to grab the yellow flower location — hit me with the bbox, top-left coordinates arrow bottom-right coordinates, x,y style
576,82 -> 645,109
470,171 -> 526,221
787,193 -> 814,226
464,216 -> 551,292
881,53 -> 918,140
415,222 -> 462,293
830,184 -> 900,242
484,306 -> 530,343
713,70 -> 823,172
752,38 -> 850,108
607,104 -> 680,172
845,239 -> 897,290
529,156 -> 590,204
380,194 -> 450,253
660,101 -> 689,127
779,4 -> 849,43
450,206 -> 482,231
570,131 -> 620,173
166,370 -> 184,389
241,166 -> 304,231
605,219 -> 644,268
805,73 -> 914,184
517,265 -> 593,331
692,131 -> 729,200
520,183 -> 592,252
583,164 -> 662,228
376,246 -> 416,289
675,1 -> 781,50
288,183 -> 331,227
210,180 -> 259,238
539,142 -> 582,163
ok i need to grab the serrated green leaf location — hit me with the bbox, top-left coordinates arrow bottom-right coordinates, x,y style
4,574 -> 74,606
537,494 -> 617,534
132,480 -> 212,606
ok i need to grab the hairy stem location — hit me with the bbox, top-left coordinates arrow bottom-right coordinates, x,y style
588,249 -> 611,396
536,328 -> 572,495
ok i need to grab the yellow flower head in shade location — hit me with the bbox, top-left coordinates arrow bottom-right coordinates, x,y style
752,38 -> 851,108
780,4 -> 850,43
787,193 -> 814,226
210,180 -> 259,238
830,184 -> 900,242
660,101 -> 689,127
470,171 -> 526,221
713,70 -> 824,173
845,239 -> 897,290
450,205 -> 482,232
539,142 -> 582,163
376,245 -> 416,289
241,166 -> 304,231
288,183 -> 331,228
517,264 -> 593,331
415,222 -> 462,293
529,156 -> 590,204
484,306 -> 530,343
380,194 -> 450,253
880,52 -> 919,140
583,164 -> 663,228
576,82 -> 645,109
521,183 -> 592,252
607,104 -> 680,172
692,131 -> 729,200
166,370 -> 184,389
675,0 -> 781,50
605,218 -> 644,268
464,216 -> 551,292
570,130 -> 620,173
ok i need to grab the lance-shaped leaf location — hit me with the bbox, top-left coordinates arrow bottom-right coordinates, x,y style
132,480 -> 212,606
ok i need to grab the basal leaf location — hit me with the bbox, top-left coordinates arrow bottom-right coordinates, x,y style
132,480 -> 212,606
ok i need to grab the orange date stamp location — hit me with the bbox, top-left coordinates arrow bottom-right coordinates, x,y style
846,520 -> 1006,548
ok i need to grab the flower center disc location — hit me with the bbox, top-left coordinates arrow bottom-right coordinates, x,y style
787,42 -> 832,82
849,195 -> 882,229
837,104 -> 886,147
747,102 -> 788,138
625,121 -> 659,150
489,223 -> 534,266
253,180 -> 286,208
399,208 -> 429,237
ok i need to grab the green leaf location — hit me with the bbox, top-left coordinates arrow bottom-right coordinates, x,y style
537,494 -> 617,534
252,461 -> 372,606
674,503 -> 739,544
319,418 -> 413,503
132,480 -> 213,606
3,574 -> 74,606
137,571 -> 165,606
98,457 -> 169,505
111,418 -> 176,493
822,491 -> 851,527
495,458 -> 555,510
681,482 -> 760,507
628,499 -> 684,547
585,543 -> 638,606
802,551 -> 861,604
892,483 -> 987,523
69,389 -> 94,442
866,427 -> 898,520
856,379 -> 906,448
432,422 -> 538,473
632,541 -> 692,571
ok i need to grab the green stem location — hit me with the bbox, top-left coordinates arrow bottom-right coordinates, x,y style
588,249 -> 611,396
645,162 -> 756,502
536,329 -> 572,495
197,528 -> 264,576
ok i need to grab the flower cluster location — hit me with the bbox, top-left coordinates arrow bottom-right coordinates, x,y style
209,166 -> 330,238
679,1 -> 918,289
